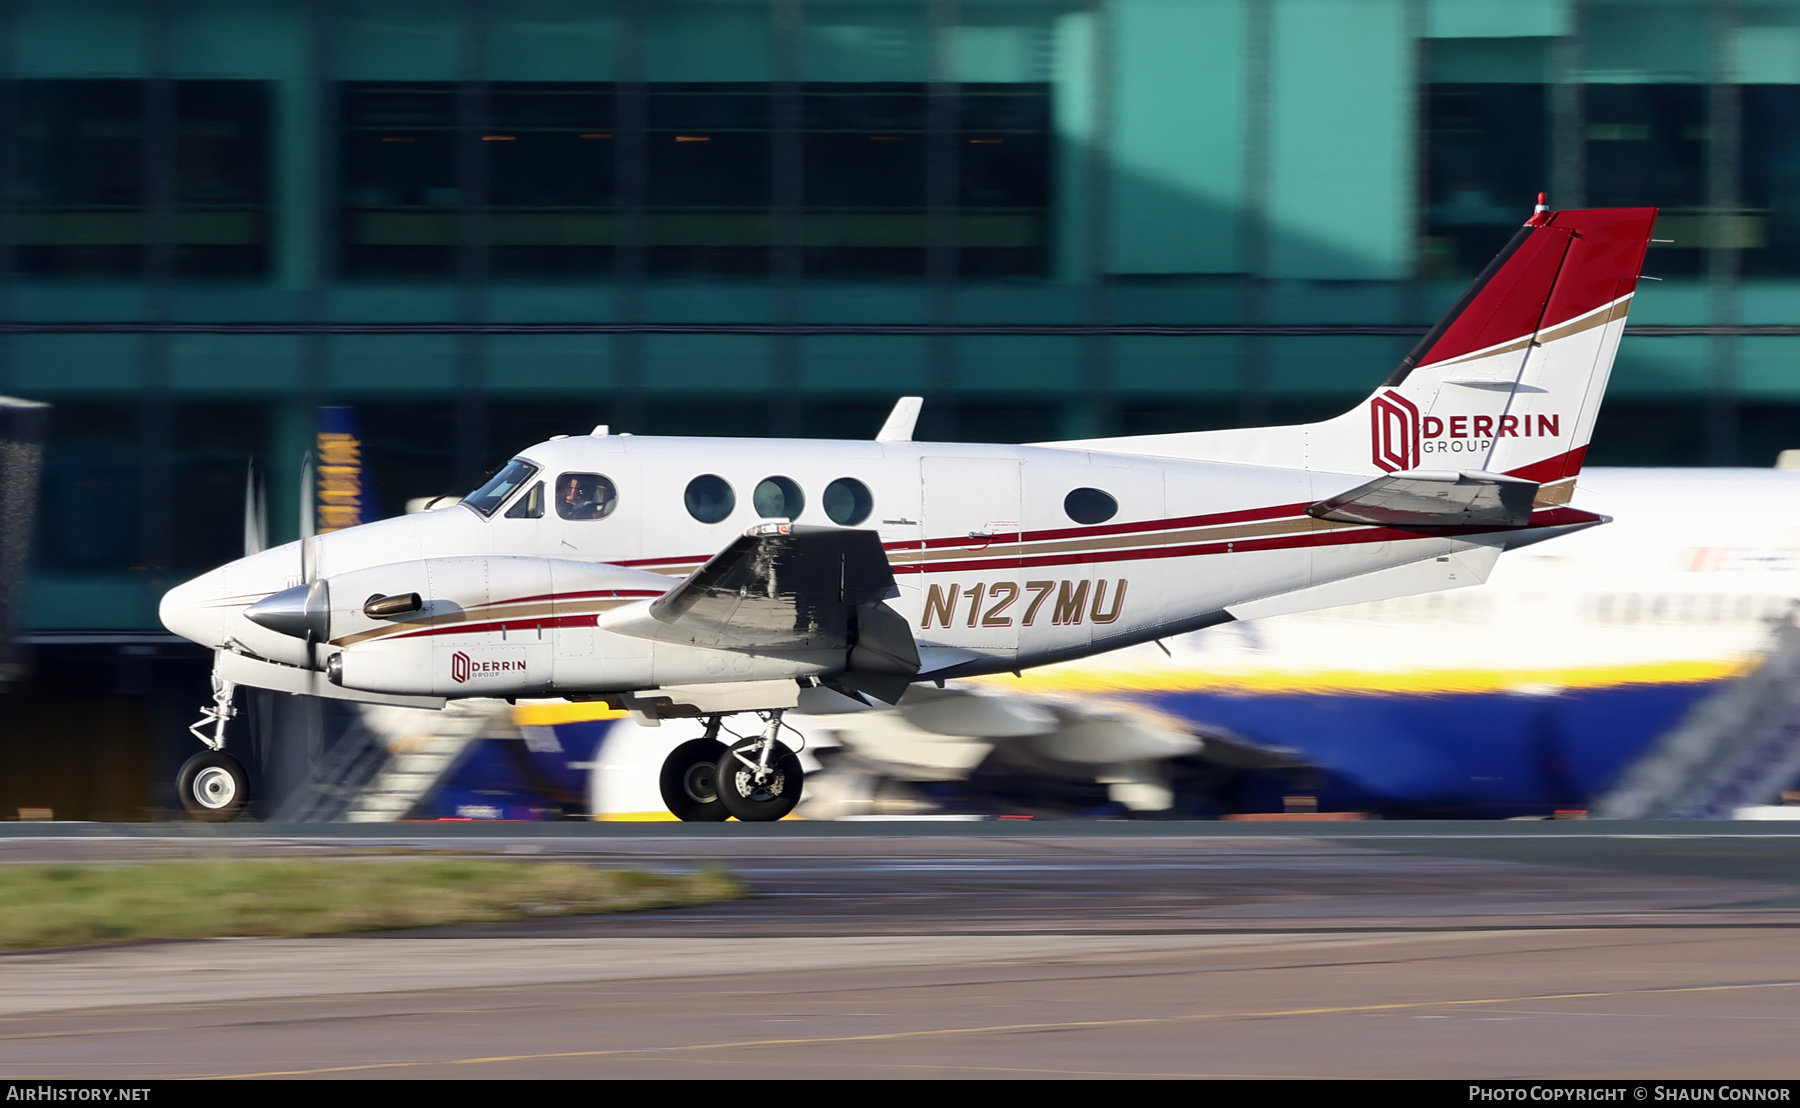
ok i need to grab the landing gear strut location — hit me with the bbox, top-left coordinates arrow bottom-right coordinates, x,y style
179,665 -> 250,821
656,711 -> 805,822
716,710 -> 804,822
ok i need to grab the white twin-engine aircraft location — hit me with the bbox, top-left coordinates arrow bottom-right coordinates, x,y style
160,200 -> 1657,822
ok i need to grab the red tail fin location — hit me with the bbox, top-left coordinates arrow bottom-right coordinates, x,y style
1304,204 -> 1658,493
1390,207 -> 1656,390
1054,204 -> 1658,492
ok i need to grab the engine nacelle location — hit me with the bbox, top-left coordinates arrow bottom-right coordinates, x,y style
312,556 -> 673,698
246,553 -> 855,700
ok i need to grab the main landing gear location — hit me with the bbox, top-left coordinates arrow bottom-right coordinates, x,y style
179,670 -> 250,822
659,718 -> 729,822
658,710 -> 803,823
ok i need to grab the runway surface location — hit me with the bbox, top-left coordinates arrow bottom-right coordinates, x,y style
1,822 -> 1798,1079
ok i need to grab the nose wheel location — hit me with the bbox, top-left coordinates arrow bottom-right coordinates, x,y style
177,750 -> 250,821
179,660 -> 252,821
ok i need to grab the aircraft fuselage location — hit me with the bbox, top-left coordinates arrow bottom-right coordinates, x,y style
161,433 -> 1552,703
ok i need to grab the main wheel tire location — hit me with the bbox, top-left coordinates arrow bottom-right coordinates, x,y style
716,737 -> 803,822
658,738 -> 729,821
177,751 -> 250,822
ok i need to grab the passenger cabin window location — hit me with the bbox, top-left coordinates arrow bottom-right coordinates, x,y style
463,458 -> 539,517
754,475 -> 804,520
555,472 -> 619,520
685,474 -> 735,523
1064,487 -> 1117,525
823,477 -> 873,526
504,481 -> 544,519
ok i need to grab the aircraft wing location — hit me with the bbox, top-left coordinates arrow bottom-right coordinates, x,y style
1306,469 -> 1538,528
646,524 -> 919,677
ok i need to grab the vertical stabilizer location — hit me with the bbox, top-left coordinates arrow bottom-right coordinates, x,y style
1061,204 -> 1658,504
1308,205 -> 1656,502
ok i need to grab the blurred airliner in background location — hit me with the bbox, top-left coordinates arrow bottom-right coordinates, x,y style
575,464 -> 1800,821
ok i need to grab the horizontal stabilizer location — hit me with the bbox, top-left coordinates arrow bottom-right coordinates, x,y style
1307,470 -> 1538,528
1227,544 -> 1503,622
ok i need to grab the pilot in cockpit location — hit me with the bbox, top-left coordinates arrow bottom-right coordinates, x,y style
556,472 -> 617,521
558,473 -> 584,512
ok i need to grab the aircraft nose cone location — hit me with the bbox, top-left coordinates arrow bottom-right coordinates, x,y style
158,570 -> 229,648
244,579 -> 331,642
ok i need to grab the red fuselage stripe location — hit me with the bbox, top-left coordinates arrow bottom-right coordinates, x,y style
473,588 -> 665,608
384,613 -> 602,642
890,506 -> 1602,575
355,454 -> 1599,640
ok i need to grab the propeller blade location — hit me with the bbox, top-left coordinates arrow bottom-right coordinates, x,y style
296,446 -> 325,680
298,450 -> 317,588
298,451 -> 316,542
242,460 -> 268,558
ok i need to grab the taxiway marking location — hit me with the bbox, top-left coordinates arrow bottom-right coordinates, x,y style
208,976 -> 1800,1078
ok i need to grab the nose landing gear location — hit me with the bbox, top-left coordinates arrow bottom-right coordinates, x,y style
656,710 -> 804,822
177,750 -> 250,821
179,666 -> 251,821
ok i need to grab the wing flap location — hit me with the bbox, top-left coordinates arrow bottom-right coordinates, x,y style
1307,469 -> 1538,528
647,524 -> 914,662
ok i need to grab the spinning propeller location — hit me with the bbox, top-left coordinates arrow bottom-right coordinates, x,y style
242,450 -> 330,677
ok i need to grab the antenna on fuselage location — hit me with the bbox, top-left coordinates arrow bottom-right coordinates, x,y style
875,397 -> 923,443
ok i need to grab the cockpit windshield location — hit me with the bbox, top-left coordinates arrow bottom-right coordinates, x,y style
462,458 -> 539,518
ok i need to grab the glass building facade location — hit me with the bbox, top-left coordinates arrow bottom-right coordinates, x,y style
4,0 -> 1799,633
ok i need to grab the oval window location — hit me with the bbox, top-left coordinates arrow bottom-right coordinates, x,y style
1064,487 -> 1118,525
822,477 -> 873,526
684,474 -> 736,523
553,472 -> 619,521
753,475 -> 805,520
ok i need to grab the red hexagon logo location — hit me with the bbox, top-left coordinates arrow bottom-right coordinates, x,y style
450,650 -> 470,684
1370,390 -> 1420,472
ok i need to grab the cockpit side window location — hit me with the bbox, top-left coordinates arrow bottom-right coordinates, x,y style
463,458 -> 539,518
554,472 -> 619,520
504,481 -> 544,519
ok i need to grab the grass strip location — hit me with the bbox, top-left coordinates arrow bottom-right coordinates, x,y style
0,858 -> 745,949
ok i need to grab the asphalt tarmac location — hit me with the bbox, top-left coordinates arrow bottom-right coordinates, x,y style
1,821 -> 1798,1079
